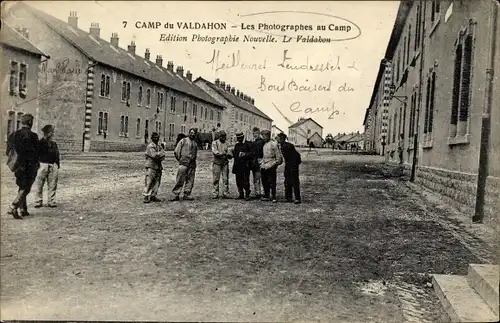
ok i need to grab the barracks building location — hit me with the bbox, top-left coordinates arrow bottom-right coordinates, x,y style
363,0 -> 500,224
3,2 -> 272,152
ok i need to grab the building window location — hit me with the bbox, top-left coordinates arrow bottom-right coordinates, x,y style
217,111 -> 221,122
146,88 -> 151,107
170,96 -> 176,113
100,74 -> 106,97
409,92 -> 416,138
392,113 -> 397,143
431,1 -> 440,24
396,52 -> 401,82
192,103 -> 198,117
450,24 -> 475,138
423,71 -> 436,140
120,115 -> 129,136
403,36 -> 407,70
98,112 -> 103,134
105,76 -> 110,97
182,101 -> 188,115
7,111 -> 15,135
103,112 -> 108,133
155,121 -> 162,136
145,119 -> 149,137
15,112 -> 24,130
136,118 -> 141,137
406,26 -> 411,64
19,64 -> 27,97
200,106 -> 204,119
9,61 -> 19,95
210,109 -> 214,121
138,86 -> 143,105
122,81 -> 131,104
415,5 -> 421,51
157,92 -> 164,111
168,123 -> 175,141
181,125 -> 186,134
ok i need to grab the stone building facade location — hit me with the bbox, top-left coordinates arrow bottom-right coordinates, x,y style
364,0 -> 500,224
4,2 -> 225,152
288,118 -> 323,147
1,23 -> 48,142
194,77 -> 273,145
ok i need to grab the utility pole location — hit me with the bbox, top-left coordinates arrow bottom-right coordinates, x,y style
473,0 -> 497,223
411,1 -> 426,182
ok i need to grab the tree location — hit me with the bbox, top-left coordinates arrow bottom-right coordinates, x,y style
325,133 -> 334,148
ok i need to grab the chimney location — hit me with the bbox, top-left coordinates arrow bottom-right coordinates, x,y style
22,28 -> 29,39
144,48 -> 150,60
68,11 -> 78,28
110,33 -> 119,47
176,66 -> 184,77
236,90 -> 240,97
251,98 -> 255,105
220,81 -> 226,88
215,78 -> 220,86
89,22 -> 100,38
167,61 -> 174,71
186,71 -> 192,81
230,87 -> 235,95
156,55 -> 163,66
226,84 -> 231,91
127,41 -> 136,54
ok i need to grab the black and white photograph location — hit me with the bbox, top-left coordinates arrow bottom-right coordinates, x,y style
1,0 -> 499,321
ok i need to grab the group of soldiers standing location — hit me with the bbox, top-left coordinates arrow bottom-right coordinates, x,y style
143,126 -> 303,204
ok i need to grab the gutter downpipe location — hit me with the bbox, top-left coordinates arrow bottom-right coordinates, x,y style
411,1 -> 426,182
473,0 -> 497,223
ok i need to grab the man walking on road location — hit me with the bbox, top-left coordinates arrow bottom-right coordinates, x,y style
232,132 -> 253,200
260,129 -> 283,203
171,128 -> 198,201
277,133 -> 302,204
143,132 -> 166,203
5,114 -> 40,219
249,127 -> 265,199
212,130 -> 232,199
34,125 -> 60,208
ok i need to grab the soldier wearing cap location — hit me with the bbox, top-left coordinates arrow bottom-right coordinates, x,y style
171,128 -> 198,201
232,131 -> 252,200
260,129 -> 283,203
5,113 -> 40,219
34,124 -> 60,208
249,127 -> 265,199
143,132 -> 166,203
211,130 -> 232,199
276,133 -> 302,204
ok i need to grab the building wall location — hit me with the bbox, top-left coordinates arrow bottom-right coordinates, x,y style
195,79 -> 272,145
5,6 -> 89,153
92,66 -> 223,151
1,46 -> 42,141
288,120 -> 323,147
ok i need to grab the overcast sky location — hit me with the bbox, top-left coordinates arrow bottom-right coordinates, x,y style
20,1 -> 399,136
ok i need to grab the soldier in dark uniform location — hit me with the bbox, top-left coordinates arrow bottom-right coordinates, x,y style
277,133 -> 302,204
232,132 -> 252,200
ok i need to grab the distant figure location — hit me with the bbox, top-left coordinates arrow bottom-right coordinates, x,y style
143,132 -> 165,203
5,114 -> 40,219
171,128 -> 198,201
34,125 -> 60,208
398,134 -> 404,165
308,140 -> 319,155
277,133 -> 302,204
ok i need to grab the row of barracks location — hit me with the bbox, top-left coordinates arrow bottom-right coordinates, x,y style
363,0 -> 499,224
1,2 -> 272,152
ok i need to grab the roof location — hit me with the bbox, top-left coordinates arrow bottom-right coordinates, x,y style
17,2 -> 224,109
272,125 -> 283,132
337,133 -> 357,142
194,77 -> 272,121
289,118 -> 323,129
0,22 -> 49,57
346,133 -> 363,142
383,1 -> 414,60
309,132 -> 323,140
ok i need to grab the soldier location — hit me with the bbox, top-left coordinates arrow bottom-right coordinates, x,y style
277,133 -> 302,204
211,130 -> 232,199
34,125 -> 60,208
143,132 -> 166,203
260,129 -> 283,203
249,127 -> 265,199
232,132 -> 252,200
171,128 -> 198,201
5,114 -> 40,219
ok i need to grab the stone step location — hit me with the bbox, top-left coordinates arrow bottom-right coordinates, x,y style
468,264 -> 499,315
432,274 -> 498,322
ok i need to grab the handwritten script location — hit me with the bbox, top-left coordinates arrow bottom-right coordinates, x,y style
289,101 -> 342,119
40,58 -> 83,75
207,49 -> 267,72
